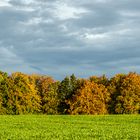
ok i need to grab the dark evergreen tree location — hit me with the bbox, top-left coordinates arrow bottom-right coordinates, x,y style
58,74 -> 78,114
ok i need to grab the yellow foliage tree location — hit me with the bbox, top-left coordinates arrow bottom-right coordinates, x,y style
108,73 -> 140,114
0,71 -> 9,114
31,74 -> 60,114
115,73 -> 140,114
7,72 -> 41,114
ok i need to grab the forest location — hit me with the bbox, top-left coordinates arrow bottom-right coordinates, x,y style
0,71 -> 140,115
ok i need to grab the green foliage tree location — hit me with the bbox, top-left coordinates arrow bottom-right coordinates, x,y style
89,74 -> 109,86
58,74 -> 78,114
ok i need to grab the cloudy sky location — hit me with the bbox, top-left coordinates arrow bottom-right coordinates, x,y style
0,0 -> 140,79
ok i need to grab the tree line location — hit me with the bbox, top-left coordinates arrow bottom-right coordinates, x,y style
0,71 -> 140,115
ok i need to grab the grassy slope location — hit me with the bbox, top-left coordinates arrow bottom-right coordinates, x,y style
0,115 -> 139,140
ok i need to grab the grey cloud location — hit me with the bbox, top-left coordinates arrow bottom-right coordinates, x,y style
112,0 -> 140,11
0,0 -> 140,79
68,10 -> 121,29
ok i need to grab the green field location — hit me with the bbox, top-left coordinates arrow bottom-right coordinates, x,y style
0,115 -> 139,140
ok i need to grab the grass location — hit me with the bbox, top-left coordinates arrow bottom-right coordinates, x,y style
0,115 -> 139,140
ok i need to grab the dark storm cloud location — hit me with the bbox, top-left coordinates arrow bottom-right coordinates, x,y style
0,0 -> 140,79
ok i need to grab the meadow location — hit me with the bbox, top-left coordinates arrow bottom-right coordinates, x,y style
0,115 -> 139,140
0,115 -> 140,140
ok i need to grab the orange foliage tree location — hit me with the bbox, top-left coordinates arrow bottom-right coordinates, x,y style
67,80 -> 110,115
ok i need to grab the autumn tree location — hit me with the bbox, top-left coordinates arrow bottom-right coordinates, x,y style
108,73 -> 140,114
115,73 -> 140,114
68,80 -> 110,115
32,74 -> 60,114
41,82 -> 60,114
89,75 -> 111,112
6,72 -> 41,114
0,71 -> 9,114
108,73 -> 124,114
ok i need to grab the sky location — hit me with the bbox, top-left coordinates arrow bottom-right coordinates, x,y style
0,0 -> 140,79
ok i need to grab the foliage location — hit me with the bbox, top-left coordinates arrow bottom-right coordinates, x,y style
67,80 -> 110,114
58,74 -> 78,114
89,74 -> 109,86
42,82 -> 60,114
108,72 -> 140,114
31,75 -> 60,114
6,72 -> 41,114
0,70 -> 139,114
115,73 -> 140,114
107,73 -> 126,114
0,71 -> 9,114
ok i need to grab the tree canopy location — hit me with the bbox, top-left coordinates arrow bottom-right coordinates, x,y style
0,71 -> 139,114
